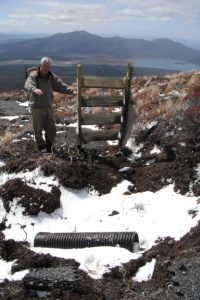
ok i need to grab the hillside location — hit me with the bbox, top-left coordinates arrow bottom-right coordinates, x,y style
0,71 -> 200,298
0,31 -> 200,66
0,33 -> 48,44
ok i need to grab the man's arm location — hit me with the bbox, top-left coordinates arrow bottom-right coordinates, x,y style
52,74 -> 75,94
24,74 -> 43,95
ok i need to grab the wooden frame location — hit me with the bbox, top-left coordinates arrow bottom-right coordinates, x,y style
77,64 -> 133,150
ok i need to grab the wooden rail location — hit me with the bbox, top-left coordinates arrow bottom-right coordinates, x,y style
81,95 -> 124,107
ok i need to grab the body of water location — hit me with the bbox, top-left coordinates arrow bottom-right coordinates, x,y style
133,58 -> 200,71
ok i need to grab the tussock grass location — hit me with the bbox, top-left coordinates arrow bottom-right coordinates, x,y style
186,72 -> 200,98
0,122 -> 32,151
133,71 -> 200,121
54,70 -> 200,123
53,92 -> 77,119
35,152 -> 58,168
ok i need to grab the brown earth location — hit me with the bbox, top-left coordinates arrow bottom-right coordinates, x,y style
1,72 -> 200,299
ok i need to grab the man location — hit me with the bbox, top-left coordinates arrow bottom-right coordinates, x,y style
25,57 -> 74,153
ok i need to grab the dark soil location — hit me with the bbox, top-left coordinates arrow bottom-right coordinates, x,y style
1,93 -> 200,299
0,178 -> 61,216
127,111 -> 200,196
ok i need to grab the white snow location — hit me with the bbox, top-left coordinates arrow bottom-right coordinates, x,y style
0,160 -> 6,167
0,259 -> 29,283
150,145 -> 161,154
0,116 -> 19,121
133,258 -> 156,282
17,101 -> 29,107
0,167 -> 200,281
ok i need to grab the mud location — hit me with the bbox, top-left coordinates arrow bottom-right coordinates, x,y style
0,178 -> 61,216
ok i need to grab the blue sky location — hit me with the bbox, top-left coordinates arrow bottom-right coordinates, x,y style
0,0 -> 200,41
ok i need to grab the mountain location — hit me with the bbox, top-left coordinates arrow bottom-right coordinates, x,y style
0,31 -> 200,65
0,32 -> 49,44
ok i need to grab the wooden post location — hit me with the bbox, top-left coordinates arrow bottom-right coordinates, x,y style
77,64 -> 82,149
119,64 -> 133,148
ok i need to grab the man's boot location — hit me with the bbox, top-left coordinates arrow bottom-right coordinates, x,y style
46,143 -> 53,153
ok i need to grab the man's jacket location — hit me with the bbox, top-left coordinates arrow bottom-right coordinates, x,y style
24,68 -> 71,108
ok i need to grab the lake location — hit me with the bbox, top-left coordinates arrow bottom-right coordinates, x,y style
133,58 -> 200,71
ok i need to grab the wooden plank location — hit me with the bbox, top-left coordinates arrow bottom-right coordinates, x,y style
82,95 -> 124,107
81,76 -> 125,88
82,112 -> 122,125
81,128 -> 120,142
82,143 -> 119,150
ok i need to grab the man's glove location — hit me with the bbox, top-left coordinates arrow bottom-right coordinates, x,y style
72,89 -> 77,96
68,89 -> 77,96
34,88 -> 43,95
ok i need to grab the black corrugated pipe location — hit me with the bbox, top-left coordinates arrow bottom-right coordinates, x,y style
34,231 -> 139,252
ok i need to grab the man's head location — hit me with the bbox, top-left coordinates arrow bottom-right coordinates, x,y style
40,57 -> 52,75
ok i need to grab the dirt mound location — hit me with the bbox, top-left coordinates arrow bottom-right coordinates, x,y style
0,138 -> 124,195
0,239 -> 102,299
124,111 -> 200,196
120,221 -> 200,300
0,178 -> 61,216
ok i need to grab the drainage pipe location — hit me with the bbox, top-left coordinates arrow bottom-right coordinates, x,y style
34,231 -> 139,252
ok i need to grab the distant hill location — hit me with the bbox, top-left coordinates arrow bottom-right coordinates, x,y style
0,31 -> 200,66
0,32 -> 48,44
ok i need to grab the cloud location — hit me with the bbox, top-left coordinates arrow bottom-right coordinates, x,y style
122,8 -> 145,18
1,0 -> 199,39
3,1 -> 109,29
3,0 -> 200,27
112,0 -> 200,22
